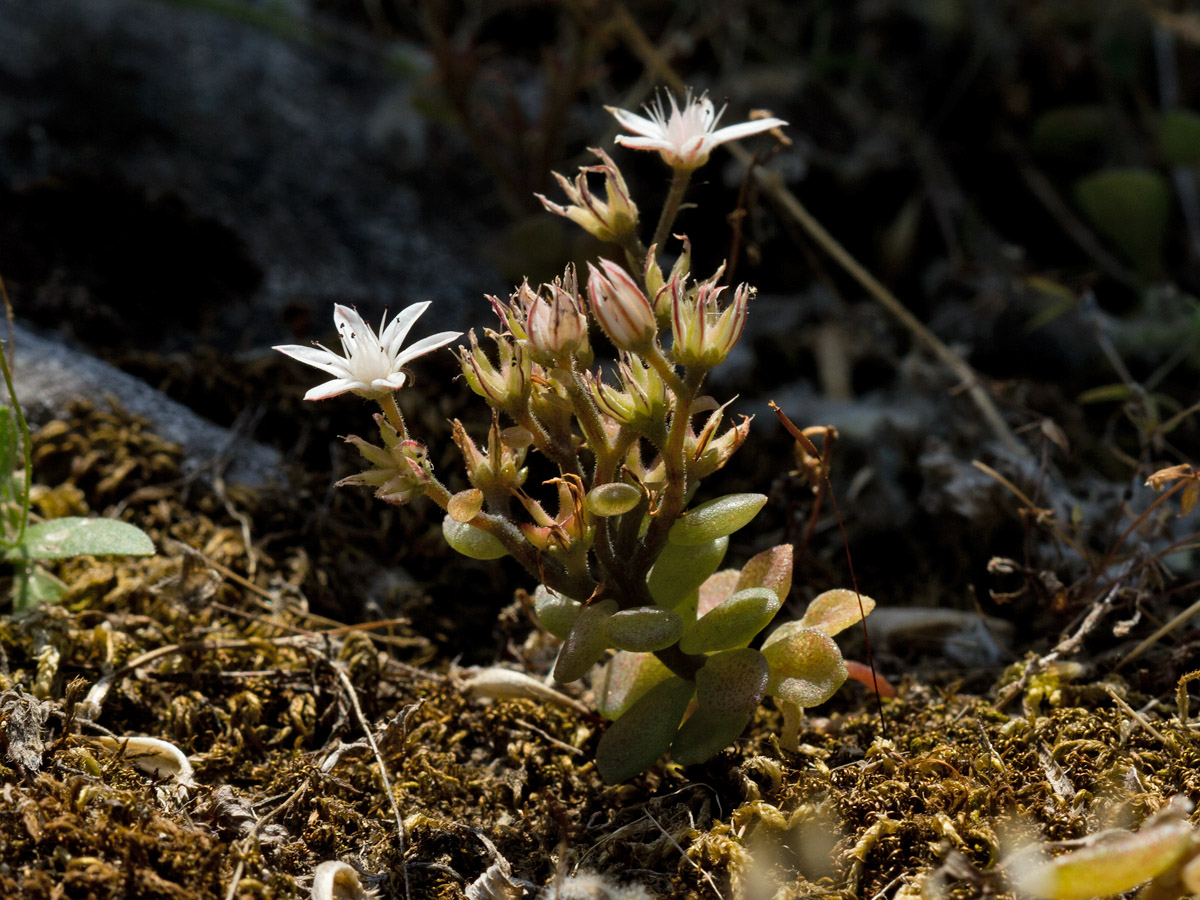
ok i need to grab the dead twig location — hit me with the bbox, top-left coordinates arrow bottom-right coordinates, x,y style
994,582 -> 1123,711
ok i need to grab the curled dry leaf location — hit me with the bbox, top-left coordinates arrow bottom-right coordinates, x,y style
1145,463 -> 1199,516
460,666 -> 590,715
311,861 -> 377,900
93,735 -> 196,787
93,735 -> 196,804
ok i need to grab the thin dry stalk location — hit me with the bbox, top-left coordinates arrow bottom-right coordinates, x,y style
327,655 -> 411,900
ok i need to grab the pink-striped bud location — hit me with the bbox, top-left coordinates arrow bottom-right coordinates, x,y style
527,282 -> 589,361
586,259 -> 657,352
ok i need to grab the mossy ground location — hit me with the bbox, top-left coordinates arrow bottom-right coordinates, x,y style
1,400 -> 1197,900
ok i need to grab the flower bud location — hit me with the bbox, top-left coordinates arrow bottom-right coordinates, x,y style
451,418 -> 528,495
591,353 -> 669,443
457,328 -> 531,411
536,148 -> 639,244
645,237 -> 692,323
337,414 -> 432,505
586,259 -> 657,352
672,280 -> 751,370
527,281 -> 589,361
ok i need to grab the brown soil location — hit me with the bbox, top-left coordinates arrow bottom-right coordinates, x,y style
2,400 -> 1198,900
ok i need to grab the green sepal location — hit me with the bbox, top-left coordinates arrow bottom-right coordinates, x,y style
596,675 -> 693,783
667,493 -> 766,546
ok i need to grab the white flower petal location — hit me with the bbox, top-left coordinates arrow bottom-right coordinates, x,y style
614,136 -> 676,153
272,344 -> 351,377
303,378 -> 362,401
333,304 -> 370,341
395,330 -> 463,365
709,117 -> 788,144
609,90 -> 788,169
373,372 -> 409,391
278,300 -> 460,401
606,105 -> 665,139
380,301 -> 432,358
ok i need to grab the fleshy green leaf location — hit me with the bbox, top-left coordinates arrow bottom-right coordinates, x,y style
761,624 -> 847,708
667,493 -> 766,546
697,569 -> 739,618
1077,383 -> 1136,405
1074,168 -> 1170,279
678,587 -> 782,654
1159,109 -> 1200,167
586,483 -> 642,517
734,544 -> 793,602
799,589 -> 876,636
441,515 -> 508,560
671,648 -> 768,766
647,535 -> 728,609
596,676 -> 693,783
532,586 -> 581,639
447,489 -> 484,523
595,651 -> 673,720
5,517 -> 154,561
604,606 -> 684,652
11,563 -> 66,611
553,599 -> 617,683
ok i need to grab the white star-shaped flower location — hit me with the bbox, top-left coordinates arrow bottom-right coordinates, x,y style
607,90 -> 787,171
274,302 -> 461,401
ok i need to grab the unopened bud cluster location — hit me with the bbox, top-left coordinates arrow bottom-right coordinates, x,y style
276,90 -> 874,782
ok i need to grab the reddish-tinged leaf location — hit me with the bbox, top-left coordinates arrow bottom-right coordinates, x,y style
734,544 -> 793,602
762,624 -> 847,708
697,569 -> 739,617
799,589 -> 876,637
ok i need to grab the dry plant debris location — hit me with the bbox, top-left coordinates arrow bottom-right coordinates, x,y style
1,402 -> 1199,900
